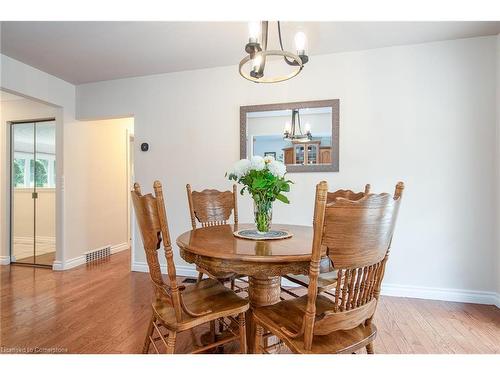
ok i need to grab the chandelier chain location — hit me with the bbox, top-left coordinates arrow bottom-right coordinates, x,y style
277,21 -> 297,66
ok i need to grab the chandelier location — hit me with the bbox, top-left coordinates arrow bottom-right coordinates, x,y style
283,109 -> 312,142
239,21 -> 309,83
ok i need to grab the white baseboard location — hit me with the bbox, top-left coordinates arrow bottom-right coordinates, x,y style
131,261 -> 199,278
13,236 -> 56,245
491,293 -> 500,309
132,261 -> 296,285
381,283 -> 500,307
131,261 -> 499,307
52,255 -> 85,271
0,256 -> 11,265
111,242 -> 129,254
131,263 -> 306,287
53,242 -> 130,271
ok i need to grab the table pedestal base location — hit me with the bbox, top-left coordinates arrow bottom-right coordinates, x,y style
246,275 -> 281,353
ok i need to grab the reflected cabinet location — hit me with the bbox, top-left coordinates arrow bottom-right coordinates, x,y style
283,140 -> 332,166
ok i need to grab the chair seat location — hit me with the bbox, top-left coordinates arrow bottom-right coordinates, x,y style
153,279 -> 249,331
284,270 -> 338,292
253,295 -> 376,354
298,323 -> 376,354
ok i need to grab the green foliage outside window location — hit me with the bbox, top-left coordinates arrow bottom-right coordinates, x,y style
30,159 -> 48,187
13,159 -> 24,187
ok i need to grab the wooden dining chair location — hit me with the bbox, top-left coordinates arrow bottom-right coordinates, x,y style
186,184 -> 246,292
132,181 -> 249,354
282,184 -> 371,297
253,181 -> 404,354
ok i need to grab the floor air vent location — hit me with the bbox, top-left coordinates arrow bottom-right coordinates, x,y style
85,246 -> 111,263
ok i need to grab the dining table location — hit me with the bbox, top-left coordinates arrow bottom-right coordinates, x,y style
176,223 -> 322,352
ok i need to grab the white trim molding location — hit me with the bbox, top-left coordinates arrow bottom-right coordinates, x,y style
381,283 -> 500,307
131,261 -> 199,278
52,255 -> 85,271
53,242 -> 129,271
492,293 -> 500,309
111,242 -> 129,254
0,255 -> 11,265
13,236 -> 56,245
131,261 -> 297,286
131,262 -> 500,307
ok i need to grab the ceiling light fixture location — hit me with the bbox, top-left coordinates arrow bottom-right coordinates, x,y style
239,21 -> 309,83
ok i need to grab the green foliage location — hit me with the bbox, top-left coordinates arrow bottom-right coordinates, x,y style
227,168 -> 293,205
30,159 -> 48,187
13,159 -> 24,187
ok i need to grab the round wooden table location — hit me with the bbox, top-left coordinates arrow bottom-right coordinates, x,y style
176,223 -> 314,351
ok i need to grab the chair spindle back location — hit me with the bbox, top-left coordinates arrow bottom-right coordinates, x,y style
303,181 -> 404,350
186,184 -> 238,229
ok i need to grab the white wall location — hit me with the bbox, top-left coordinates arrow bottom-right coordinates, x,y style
64,118 -> 132,258
77,36 -> 499,303
1,55 -> 132,268
247,113 -> 332,136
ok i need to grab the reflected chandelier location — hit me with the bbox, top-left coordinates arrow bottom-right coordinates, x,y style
239,21 -> 309,83
283,109 -> 312,142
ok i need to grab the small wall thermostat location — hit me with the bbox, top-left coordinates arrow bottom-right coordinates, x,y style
141,143 -> 149,152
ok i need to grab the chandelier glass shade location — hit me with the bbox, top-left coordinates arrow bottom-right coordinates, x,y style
239,21 -> 309,83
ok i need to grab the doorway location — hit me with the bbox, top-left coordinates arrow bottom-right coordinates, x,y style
10,119 -> 56,267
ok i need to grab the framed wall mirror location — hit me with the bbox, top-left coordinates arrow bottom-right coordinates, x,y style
240,99 -> 339,173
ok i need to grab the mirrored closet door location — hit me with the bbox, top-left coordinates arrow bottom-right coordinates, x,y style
10,119 -> 56,267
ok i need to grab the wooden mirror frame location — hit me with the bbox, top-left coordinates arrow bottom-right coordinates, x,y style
240,99 -> 339,173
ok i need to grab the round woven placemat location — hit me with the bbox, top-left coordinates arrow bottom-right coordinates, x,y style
233,229 -> 293,241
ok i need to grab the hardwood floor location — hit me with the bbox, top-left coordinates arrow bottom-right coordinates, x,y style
1,250 -> 499,354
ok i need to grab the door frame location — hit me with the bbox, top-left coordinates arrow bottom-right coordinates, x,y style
9,118 -> 56,268
126,131 -> 135,250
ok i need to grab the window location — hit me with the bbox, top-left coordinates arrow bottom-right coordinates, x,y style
13,152 -> 56,188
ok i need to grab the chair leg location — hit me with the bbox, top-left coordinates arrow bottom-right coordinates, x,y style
166,330 -> 177,354
365,318 -> 374,354
254,324 -> 264,354
230,278 -> 236,291
143,314 -> 155,354
366,342 -> 374,354
238,313 -> 247,354
197,272 -> 203,283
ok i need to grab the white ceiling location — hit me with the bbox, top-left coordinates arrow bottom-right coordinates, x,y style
1,21 -> 499,85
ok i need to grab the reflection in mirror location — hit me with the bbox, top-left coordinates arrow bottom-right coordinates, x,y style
248,107 -> 332,165
241,100 -> 339,173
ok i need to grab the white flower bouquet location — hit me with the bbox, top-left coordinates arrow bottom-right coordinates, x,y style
227,156 -> 292,233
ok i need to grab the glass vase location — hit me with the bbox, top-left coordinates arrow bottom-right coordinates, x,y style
253,200 -> 273,234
